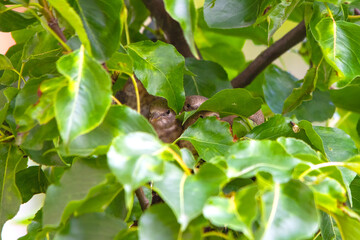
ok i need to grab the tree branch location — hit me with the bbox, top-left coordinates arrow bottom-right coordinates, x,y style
231,21 -> 306,88
40,0 -> 67,43
135,187 -> 150,211
142,0 -> 194,58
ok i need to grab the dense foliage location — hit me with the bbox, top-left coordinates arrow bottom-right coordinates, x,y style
1,0 -> 360,239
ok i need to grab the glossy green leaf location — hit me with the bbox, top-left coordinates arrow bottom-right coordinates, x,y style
154,162 -> 227,230
55,46 -> 112,145
314,126 -> 358,196
127,40 -> 185,113
163,0 -> 198,57
247,115 -> 326,154
107,132 -> 165,205
263,65 -> 299,114
258,180 -> 319,240
0,87 -> 17,126
203,0 -> 260,28
62,105 -> 156,156
42,157 -> 110,228
139,204 -> 180,240
193,88 -> 263,118
263,0 -> 301,41
179,117 -> 233,161
0,4 -> 36,32
54,212 -> 127,240
288,89 -> 336,122
330,84 -> 360,113
203,185 -> 258,239
22,31 -> 62,62
315,19 -> 360,83
183,58 -> 231,98
226,139 -> 300,182
106,50 -> 133,76
283,67 -> 318,114
329,209 -> 360,240
350,176 -> 360,215
15,166 -> 49,203
14,76 -> 49,129
0,54 -> 13,70
0,144 -> 24,232
24,141 -> 68,166
48,0 -> 123,61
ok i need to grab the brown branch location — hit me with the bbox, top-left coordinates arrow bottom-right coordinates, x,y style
40,0 -> 67,43
142,0 -> 194,58
135,187 -> 149,211
231,21 -> 306,88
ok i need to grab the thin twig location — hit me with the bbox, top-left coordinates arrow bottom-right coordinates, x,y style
39,0 -> 68,46
142,0 -> 194,58
135,187 -> 149,211
231,21 -> 306,88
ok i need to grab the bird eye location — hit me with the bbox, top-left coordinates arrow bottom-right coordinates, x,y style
166,110 -> 171,114
199,115 -> 204,118
186,104 -> 191,108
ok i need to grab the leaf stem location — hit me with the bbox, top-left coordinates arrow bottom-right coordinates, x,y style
335,111 -> 351,128
299,162 -> 348,180
0,135 -> 14,142
129,74 -> 141,113
202,232 -> 230,240
17,62 -> 25,89
111,95 -> 122,105
324,3 -> 334,20
348,15 -> 360,19
166,147 -> 191,175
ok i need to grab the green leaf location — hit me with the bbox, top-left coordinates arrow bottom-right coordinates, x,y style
48,0 -> 123,61
0,54 -> 13,70
54,212 -> 127,240
247,115 -> 326,154
315,19 -> 360,83
263,65 -> 299,114
107,132 -> 165,205
55,46 -> 112,145
0,87 -> 17,126
42,157 -> 110,228
15,166 -> 49,203
138,204 -> 180,240
351,176 -> 360,215
203,185 -> 258,240
0,144 -> 24,232
106,50 -> 133,76
0,4 -> 36,32
203,0 -> 261,28
183,58 -> 231,98
154,162 -> 227,230
24,141 -> 68,166
127,40 -> 185,113
329,209 -> 360,240
163,0 -> 198,57
226,139 -> 300,182
288,89 -> 336,122
283,67 -> 318,114
62,105 -> 156,156
330,84 -> 360,113
261,0 -> 301,41
193,88 -> 263,118
258,180 -> 319,240
179,117 -> 233,161
22,31 -> 62,62
313,126 -> 358,196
